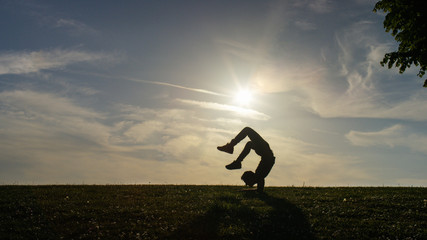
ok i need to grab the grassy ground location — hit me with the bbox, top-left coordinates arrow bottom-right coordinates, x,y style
0,185 -> 426,239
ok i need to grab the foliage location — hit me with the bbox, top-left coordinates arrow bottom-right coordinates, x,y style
373,0 -> 427,87
0,185 -> 426,239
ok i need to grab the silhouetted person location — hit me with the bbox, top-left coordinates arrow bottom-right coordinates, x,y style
217,127 -> 275,192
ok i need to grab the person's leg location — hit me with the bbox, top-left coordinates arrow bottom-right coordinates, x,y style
236,141 -> 253,162
234,127 -> 273,158
230,127 -> 265,147
218,127 -> 266,154
254,157 -> 275,192
220,127 -> 273,170
225,141 -> 253,169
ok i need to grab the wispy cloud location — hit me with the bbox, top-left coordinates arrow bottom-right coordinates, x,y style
14,1 -> 98,37
293,0 -> 333,13
0,49 -> 114,75
55,18 -> 98,36
346,124 -> 427,155
176,98 -> 271,121
257,19 -> 427,122
0,90 -> 106,142
314,21 -> 427,121
346,124 -> 405,147
0,90 -> 101,119
308,0 -> 333,13
294,20 -> 317,31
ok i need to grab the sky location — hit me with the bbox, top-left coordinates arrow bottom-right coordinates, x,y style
1,0 -> 426,186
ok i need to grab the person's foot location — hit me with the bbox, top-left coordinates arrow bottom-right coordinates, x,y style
225,160 -> 241,170
217,143 -> 234,154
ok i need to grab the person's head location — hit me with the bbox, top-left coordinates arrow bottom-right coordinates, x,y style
241,171 -> 257,187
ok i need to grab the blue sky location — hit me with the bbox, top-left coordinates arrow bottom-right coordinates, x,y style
1,0 -> 426,186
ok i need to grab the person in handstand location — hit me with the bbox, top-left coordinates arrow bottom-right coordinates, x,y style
217,127 -> 275,192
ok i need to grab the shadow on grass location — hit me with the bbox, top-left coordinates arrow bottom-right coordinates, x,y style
167,191 -> 316,240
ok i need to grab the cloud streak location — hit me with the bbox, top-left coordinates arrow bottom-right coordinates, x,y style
293,0 -> 333,13
67,70 -> 229,98
127,77 -> 229,97
55,18 -> 98,36
176,98 -> 271,121
346,124 -> 427,155
0,49 -> 113,75
0,90 -> 107,143
346,124 -> 405,147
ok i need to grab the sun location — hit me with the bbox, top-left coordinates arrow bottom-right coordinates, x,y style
233,89 -> 253,107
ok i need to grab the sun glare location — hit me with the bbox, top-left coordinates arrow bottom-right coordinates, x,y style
234,89 -> 253,107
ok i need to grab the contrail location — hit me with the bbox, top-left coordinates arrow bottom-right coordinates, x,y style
68,70 -> 229,97
127,77 -> 229,97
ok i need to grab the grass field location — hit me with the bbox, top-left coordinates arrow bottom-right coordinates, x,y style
1,185 -> 426,239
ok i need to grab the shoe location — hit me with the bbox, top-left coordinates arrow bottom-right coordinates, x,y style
225,160 -> 241,170
217,143 -> 234,154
